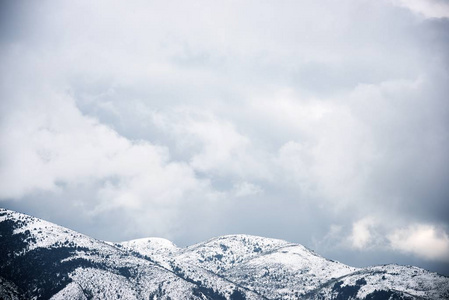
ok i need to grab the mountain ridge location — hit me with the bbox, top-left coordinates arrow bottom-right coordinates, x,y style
1,208 -> 448,299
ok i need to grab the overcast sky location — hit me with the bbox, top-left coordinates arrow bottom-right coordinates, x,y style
1,0 -> 449,275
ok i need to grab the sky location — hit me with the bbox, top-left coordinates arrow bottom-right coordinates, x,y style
1,0 -> 449,275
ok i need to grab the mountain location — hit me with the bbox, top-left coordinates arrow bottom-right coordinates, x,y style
0,208 -> 257,300
1,208 -> 448,300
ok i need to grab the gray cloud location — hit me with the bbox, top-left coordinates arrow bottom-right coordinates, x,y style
1,0 -> 449,274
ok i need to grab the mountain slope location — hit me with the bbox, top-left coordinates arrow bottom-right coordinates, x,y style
0,208 -> 256,300
1,208 -> 449,300
122,234 -> 449,299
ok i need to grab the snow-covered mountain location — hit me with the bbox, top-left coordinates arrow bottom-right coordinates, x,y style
1,208 -> 448,300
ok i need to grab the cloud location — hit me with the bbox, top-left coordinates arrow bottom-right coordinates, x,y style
392,0 -> 449,18
232,181 -> 263,198
349,217 -> 379,249
1,0 -> 449,274
0,81 -> 217,238
388,224 -> 449,261
144,108 -> 272,181
0,91 -> 203,203
347,219 -> 449,262
170,111 -> 254,177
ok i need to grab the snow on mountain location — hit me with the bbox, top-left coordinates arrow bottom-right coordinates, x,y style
0,208 -> 251,300
118,237 -> 263,299
320,264 -> 449,300
117,237 -> 179,269
119,237 -> 178,256
176,235 -> 293,273
119,233 -> 449,299
1,208 -> 449,300
220,242 -> 357,299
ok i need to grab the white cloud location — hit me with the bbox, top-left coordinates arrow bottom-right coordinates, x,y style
349,217 -> 379,249
346,220 -> 449,262
181,113 -> 251,174
147,108 -> 271,181
265,89 -> 376,207
1,92 -> 166,200
388,224 -> 449,261
392,0 -> 449,18
0,85 -> 218,238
